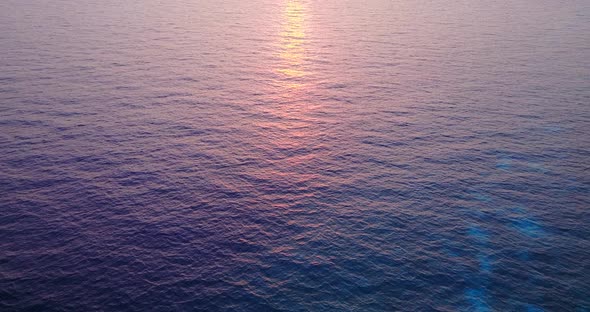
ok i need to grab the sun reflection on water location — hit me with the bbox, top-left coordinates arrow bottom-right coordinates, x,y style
253,0 -> 323,164
276,0 -> 308,85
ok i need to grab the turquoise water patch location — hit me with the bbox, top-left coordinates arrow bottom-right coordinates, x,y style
477,254 -> 493,274
468,226 -> 490,245
496,160 -> 512,171
526,304 -> 544,312
465,288 -> 491,312
512,218 -> 545,238
508,207 -> 546,238
526,163 -> 550,174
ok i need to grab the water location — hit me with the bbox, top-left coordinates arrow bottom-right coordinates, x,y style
1,0 -> 589,310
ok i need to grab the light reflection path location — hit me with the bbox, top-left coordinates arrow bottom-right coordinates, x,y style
249,0 -> 323,195
267,0 -> 340,278
261,0 -> 318,155
263,0 -> 321,163
276,0 -> 308,89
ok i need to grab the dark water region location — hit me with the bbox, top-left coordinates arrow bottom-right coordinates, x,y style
1,0 -> 589,311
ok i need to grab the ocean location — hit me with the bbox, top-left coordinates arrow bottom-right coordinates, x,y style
0,0 -> 589,310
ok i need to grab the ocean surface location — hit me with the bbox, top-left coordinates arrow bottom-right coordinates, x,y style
1,0 -> 589,311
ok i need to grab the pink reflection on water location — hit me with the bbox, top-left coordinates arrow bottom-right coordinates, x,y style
276,0 -> 308,83
250,0 -> 328,192
257,0 -> 318,152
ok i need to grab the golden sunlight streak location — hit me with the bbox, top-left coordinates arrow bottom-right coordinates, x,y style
276,0 -> 307,81
251,0 -> 322,160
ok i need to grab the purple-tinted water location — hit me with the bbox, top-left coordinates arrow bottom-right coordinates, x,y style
1,0 -> 589,311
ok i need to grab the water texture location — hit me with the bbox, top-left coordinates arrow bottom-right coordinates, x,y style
1,0 -> 589,311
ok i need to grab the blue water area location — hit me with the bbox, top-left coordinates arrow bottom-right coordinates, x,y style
1,0 -> 589,311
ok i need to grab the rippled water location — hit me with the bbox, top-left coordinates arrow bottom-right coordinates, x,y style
1,0 -> 589,311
